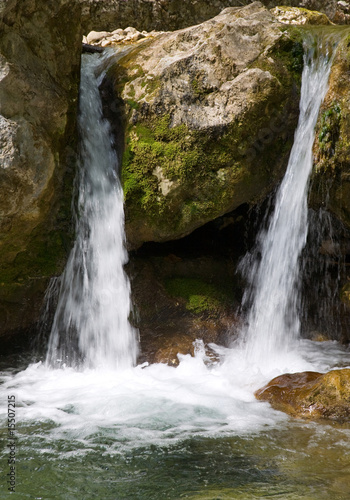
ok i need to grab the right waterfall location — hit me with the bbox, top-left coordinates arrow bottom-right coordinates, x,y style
239,31 -> 340,365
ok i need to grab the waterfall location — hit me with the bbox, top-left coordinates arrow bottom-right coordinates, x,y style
239,32 -> 339,366
46,52 -> 138,370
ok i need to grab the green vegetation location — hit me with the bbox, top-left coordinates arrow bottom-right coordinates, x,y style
164,277 -> 228,315
261,29 -> 304,86
318,102 -> 341,157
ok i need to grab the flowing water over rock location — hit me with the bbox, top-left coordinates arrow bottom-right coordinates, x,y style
46,52 -> 138,370
1,34 -> 350,499
238,32 -> 342,368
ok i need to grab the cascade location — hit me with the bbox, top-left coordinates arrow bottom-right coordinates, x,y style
238,32 -> 339,366
46,52 -> 138,370
1,30 -> 350,500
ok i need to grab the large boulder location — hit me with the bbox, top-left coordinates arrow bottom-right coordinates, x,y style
256,369 -> 350,420
107,2 -> 303,249
0,0 -> 82,345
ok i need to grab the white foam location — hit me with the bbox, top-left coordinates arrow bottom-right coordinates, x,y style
1,339 -> 349,454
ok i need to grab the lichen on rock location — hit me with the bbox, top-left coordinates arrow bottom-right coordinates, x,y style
271,6 -> 332,25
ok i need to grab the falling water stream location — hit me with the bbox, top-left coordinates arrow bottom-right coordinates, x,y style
46,52 -> 138,370
1,33 -> 350,499
238,32 -> 341,367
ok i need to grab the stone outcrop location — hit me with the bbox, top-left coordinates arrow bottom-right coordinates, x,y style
107,2 -> 303,249
127,231 -> 241,365
268,1 -> 350,24
79,0 -> 350,34
84,26 -> 163,48
0,0 -> 82,344
311,31 -> 350,230
80,0 -> 253,33
256,369 -> 350,420
309,30 -> 350,335
271,6 -> 332,24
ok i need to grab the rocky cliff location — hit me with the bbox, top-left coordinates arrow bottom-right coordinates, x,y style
0,0 -> 82,345
80,0 -> 350,33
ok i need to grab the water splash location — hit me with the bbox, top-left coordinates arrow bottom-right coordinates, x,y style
46,52 -> 138,370
239,32 -> 340,367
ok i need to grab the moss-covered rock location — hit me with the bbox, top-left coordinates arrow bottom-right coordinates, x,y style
271,6 -> 332,25
126,216 -> 246,366
106,2 -> 303,248
256,369 -> 350,421
311,31 -> 350,228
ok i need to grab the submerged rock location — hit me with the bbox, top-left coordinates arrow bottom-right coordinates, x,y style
256,369 -> 350,420
107,2 -> 302,248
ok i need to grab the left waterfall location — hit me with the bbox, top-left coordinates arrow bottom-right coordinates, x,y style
46,52 -> 138,370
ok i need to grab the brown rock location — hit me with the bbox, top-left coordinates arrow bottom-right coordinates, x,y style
256,369 -> 350,420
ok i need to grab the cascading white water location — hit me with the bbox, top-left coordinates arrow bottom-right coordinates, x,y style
239,33 -> 338,366
46,52 -> 138,370
1,35 -> 350,500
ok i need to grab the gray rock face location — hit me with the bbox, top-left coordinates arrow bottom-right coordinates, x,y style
0,0 -> 82,341
80,0 -> 349,34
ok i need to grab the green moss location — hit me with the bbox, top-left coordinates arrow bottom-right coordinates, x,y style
126,98 -> 140,110
122,114 -> 208,219
191,78 -> 214,97
262,30 -> 304,86
164,277 -> 227,315
318,102 -> 341,157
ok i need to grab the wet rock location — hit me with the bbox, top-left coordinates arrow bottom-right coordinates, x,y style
127,230 -> 242,366
311,33 -> 350,229
310,30 -> 350,345
256,369 -> 350,420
